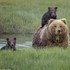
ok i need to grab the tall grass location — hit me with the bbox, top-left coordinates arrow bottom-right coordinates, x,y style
0,47 -> 70,70
0,0 -> 70,34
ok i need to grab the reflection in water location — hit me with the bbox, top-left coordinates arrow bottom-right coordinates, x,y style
0,34 -> 33,48
0,44 -> 5,48
0,42 -> 32,48
16,42 -> 32,47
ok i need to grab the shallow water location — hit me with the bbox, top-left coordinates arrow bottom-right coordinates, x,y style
0,34 -> 33,48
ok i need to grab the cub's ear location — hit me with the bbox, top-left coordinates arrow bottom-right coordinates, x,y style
6,38 -> 9,41
14,37 -> 16,40
48,7 -> 51,10
61,18 -> 67,24
48,7 -> 50,9
48,19 -> 54,25
55,7 -> 58,10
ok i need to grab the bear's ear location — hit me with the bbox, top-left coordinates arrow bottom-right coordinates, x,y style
14,37 -> 16,40
6,38 -> 9,41
55,7 -> 57,10
48,7 -> 51,10
48,19 -> 54,25
61,18 -> 67,24
55,7 -> 58,11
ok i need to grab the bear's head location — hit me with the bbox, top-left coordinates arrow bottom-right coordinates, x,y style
48,18 -> 68,35
6,37 -> 16,48
48,7 -> 57,19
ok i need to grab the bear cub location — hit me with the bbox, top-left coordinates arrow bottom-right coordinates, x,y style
1,37 -> 16,51
41,7 -> 57,27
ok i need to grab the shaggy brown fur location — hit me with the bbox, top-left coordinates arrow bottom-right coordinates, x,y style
32,18 -> 69,48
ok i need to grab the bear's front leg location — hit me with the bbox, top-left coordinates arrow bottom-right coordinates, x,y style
61,38 -> 68,48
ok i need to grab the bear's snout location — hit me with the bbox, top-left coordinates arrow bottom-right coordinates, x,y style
11,43 -> 14,46
57,29 -> 61,33
55,28 -> 62,34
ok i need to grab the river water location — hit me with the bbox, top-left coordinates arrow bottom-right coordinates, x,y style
0,34 -> 33,48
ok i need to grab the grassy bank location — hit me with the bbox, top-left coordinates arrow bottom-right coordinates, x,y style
0,0 -> 70,34
0,47 -> 70,70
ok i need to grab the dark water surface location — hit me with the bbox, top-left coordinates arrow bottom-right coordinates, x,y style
0,34 -> 33,48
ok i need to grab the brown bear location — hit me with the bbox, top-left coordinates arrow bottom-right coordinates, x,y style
1,37 -> 16,51
32,18 -> 69,48
41,7 -> 57,28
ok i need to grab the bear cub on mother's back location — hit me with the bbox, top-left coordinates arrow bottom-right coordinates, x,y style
41,7 -> 57,27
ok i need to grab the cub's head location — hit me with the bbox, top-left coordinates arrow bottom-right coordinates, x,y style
6,37 -> 16,47
48,7 -> 57,19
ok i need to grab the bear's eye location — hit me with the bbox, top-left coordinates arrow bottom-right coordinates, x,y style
54,25 -> 56,27
60,26 -> 62,27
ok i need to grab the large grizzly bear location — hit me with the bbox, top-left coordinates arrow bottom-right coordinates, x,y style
41,7 -> 57,28
1,38 -> 16,51
32,18 -> 69,48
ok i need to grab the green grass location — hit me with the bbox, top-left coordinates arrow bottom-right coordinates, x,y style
0,0 -> 70,34
0,47 -> 70,70
0,0 -> 70,70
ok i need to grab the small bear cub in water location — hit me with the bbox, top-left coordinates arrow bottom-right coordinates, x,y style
1,37 -> 16,51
